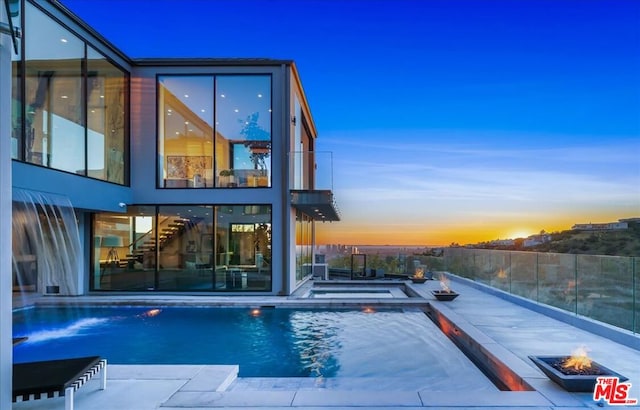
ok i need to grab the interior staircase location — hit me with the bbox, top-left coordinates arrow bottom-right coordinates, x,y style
124,217 -> 197,267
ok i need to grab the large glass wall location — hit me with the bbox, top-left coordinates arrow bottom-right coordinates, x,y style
216,76 -> 271,187
25,2 -> 84,173
158,75 -> 271,188
86,47 -> 127,184
92,205 -> 272,292
158,76 -> 214,187
14,2 -> 129,183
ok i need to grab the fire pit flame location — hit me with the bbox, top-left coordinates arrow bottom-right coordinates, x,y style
413,268 -> 424,279
561,346 -> 592,372
439,273 -> 452,292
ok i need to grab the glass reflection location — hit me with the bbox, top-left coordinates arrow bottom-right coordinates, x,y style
158,76 -> 214,187
87,47 -> 127,184
92,205 -> 271,292
216,75 -> 272,187
25,3 -> 84,174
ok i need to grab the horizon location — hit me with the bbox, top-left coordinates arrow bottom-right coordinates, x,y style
315,216 -> 639,247
62,0 -> 640,246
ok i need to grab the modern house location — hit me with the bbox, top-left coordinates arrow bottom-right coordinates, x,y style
4,0 -> 339,297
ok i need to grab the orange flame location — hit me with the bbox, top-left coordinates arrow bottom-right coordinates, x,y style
413,267 -> 424,279
439,273 -> 451,292
497,267 -> 507,279
561,346 -> 592,371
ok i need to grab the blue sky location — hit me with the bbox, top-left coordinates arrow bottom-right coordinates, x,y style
62,0 -> 640,245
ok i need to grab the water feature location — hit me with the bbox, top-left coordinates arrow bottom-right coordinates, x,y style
12,188 -> 81,296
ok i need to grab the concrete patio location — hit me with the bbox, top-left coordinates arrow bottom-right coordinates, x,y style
11,275 -> 640,409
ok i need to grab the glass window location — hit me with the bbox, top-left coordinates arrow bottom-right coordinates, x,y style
92,207 -> 157,291
216,75 -> 271,187
158,75 -> 272,188
25,3 -> 84,174
92,205 -> 271,292
87,47 -> 128,184
218,205 -> 271,290
158,76 -> 214,188
295,211 -> 313,282
157,205 -> 214,291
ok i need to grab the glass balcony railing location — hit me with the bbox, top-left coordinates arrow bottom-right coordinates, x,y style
289,151 -> 334,191
324,248 -> 638,333
442,248 -> 639,333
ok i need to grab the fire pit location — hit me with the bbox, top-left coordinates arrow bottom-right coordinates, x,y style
409,267 -> 428,283
432,273 -> 458,300
529,355 -> 628,392
432,290 -> 459,301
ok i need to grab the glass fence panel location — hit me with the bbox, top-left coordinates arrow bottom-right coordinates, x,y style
577,255 -> 634,331
471,251 -> 491,285
533,252 -> 577,312
510,251 -> 538,300
489,250 -> 510,292
461,249 -> 476,278
442,248 -> 638,333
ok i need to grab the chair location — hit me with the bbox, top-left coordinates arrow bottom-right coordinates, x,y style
13,356 -> 107,410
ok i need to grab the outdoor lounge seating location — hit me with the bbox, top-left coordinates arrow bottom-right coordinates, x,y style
13,356 -> 107,410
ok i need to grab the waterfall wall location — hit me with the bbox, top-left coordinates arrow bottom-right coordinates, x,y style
12,188 -> 82,295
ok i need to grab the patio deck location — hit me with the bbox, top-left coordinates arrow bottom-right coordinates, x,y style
11,275 -> 640,409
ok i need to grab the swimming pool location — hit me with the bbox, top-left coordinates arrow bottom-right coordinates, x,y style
13,306 -> 492,388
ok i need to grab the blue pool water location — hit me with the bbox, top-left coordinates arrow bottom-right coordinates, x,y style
13,306 -> 479,379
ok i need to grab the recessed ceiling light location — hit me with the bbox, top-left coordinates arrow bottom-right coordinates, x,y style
234,109 -> 239,113
220,94 -> 225,98
60,38 -> 68,43
201,109 -> 206,112
257,93 -> 262,98
184,94 -> 189,98
61,95 -> 68,99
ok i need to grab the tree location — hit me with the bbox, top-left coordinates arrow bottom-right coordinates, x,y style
240,112 -> 270,170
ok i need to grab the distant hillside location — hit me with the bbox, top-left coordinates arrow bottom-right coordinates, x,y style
528,222 -> 640,257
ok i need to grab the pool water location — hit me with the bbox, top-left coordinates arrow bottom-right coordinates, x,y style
13,306 -> 488,383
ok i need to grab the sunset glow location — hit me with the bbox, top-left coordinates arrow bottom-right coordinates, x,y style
62,0 -> 640,247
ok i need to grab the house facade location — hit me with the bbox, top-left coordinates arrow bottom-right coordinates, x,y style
6,0 -> 339,297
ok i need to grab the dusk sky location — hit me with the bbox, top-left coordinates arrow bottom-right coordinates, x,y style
62,0 -> 640,246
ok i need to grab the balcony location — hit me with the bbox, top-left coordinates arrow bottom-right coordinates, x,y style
289,151 -> 340,221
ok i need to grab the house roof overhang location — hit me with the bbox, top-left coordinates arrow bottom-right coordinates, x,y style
291,190 -> 340,222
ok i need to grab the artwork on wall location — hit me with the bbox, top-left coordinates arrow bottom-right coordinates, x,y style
167,156 -> 212,179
